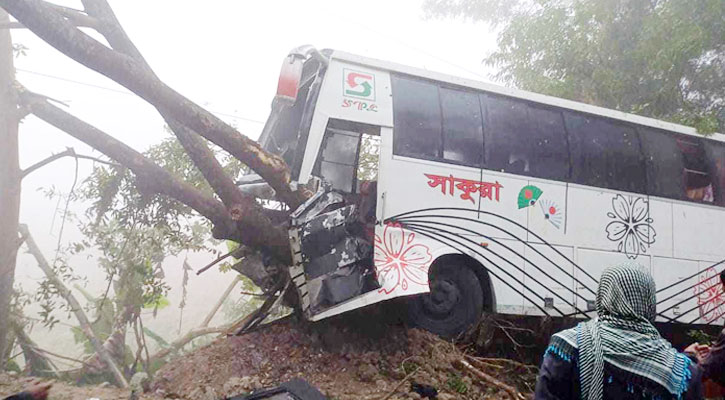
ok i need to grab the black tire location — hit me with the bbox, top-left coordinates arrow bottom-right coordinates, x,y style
407,262 -> 484,338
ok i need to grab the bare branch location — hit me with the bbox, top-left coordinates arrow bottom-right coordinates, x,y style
201,275 -> 241,327
18,88 -> 237,240
20,147 -> 120,178
79,0 -> 152,73
1,2 -> 98,30
19,224 -> 128,388
0,20 -> 24,29
1,0 -> 308,208
19,88 -> 292,260
79,0 -> 294,227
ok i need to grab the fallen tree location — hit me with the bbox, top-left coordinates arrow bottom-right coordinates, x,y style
0,0 -> 309,370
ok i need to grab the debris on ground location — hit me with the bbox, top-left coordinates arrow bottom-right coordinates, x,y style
151,315 -> 537,400
2,310 -> 539,400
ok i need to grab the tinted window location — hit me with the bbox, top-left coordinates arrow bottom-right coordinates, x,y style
639,127 -> 685,199
604,123 -> 645,193
482,95 -> 569,180
440,87 -> 484,167
318,128 -> 360,193
678,136 -> 714,202
705,141 -> 725,205
391,76 -> 442,159
526,105 -> 570,180
565,112 -> 645,193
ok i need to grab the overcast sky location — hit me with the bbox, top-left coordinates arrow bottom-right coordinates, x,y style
8,0 -> 497,350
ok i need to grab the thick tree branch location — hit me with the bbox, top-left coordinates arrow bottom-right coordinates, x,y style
19,89 -> 291,260
78,0 -> 261,218
169,120 -> 290,260
1,0 -> 308,208
1,2 -> 98,30
0,20 -> 23,29
19,224 -> 128,388
20,147 -> 120,178
18,89 -> 237,239
79,0 -> 153,74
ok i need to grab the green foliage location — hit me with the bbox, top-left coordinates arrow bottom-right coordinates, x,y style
687,329 -> 714,345
424,0 -> 725,133
357,134 -> 380,182
4,359 -> 21,373
34,131 -> 249,378
447,373 -> 469,394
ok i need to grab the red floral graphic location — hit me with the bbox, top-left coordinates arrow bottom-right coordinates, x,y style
696,268 -> 725,323
374,223 -> 433,294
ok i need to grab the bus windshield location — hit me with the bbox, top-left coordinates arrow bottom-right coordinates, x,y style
259,54 -> 325,178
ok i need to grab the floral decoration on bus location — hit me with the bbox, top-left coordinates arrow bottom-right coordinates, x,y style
695,267 -> 725,323
374,222 -> 432,294
425,173 -> 503,204
605,194 -> 656,259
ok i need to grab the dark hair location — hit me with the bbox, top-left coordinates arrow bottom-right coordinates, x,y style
720,269 -> 725,286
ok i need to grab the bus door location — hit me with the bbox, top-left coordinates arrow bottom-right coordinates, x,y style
289,118 -> 383,316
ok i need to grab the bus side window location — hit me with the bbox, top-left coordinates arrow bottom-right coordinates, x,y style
565,112 -> 646,194
440,87 -> 484,167
677,137 -> 714,203
481,95 -> 569,180
391,75 -> 442,160
481,94 -> 530,174
705,141 -> 725,205
639,127 -> 686,199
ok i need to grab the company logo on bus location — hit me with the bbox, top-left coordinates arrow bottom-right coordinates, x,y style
343,69 -> 375,100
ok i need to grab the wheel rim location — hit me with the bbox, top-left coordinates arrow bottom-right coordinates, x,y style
421,279 -> 460,318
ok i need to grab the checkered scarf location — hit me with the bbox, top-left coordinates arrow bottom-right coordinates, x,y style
548,263 -> 692,399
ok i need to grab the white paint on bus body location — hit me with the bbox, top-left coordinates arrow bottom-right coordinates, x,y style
303,53 -> 725,325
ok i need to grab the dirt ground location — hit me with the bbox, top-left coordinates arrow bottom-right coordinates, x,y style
150,313 -> 537,400
2,309 -> 539,400
0,372 -> 162,400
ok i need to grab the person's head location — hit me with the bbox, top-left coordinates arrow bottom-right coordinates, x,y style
720,268 -> 725,290
596,263 -> 656,323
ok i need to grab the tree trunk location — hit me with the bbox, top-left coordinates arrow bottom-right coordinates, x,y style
19,224 -> 128,387
0,7 -> 21,366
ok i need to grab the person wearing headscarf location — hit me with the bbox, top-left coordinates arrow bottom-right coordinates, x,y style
685,269 -> 725,389
534,263 -> 702,399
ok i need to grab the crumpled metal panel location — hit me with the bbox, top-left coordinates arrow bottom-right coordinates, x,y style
290,189 -> 344,225
288,185 -> 378,317
300,205 -> 358,259
305,236 -> 371,280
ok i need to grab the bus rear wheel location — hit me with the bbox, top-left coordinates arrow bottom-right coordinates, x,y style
407,262 -> 483,338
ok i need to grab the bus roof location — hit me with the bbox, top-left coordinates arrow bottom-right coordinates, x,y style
329,50 -> 725,143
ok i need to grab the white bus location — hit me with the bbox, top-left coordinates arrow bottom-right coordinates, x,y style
254,46 -> 725,337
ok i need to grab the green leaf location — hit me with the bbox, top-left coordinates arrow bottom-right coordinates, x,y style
143,295 -> 170,310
